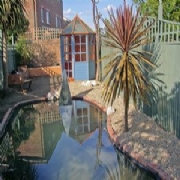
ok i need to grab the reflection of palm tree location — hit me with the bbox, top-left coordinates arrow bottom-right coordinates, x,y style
95,113 -> 104,169
103,150 -> 154,180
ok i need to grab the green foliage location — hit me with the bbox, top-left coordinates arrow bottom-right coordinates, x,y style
0,0 -> 26,31
8,13 -> 29,35
8,13 -> 29,43
0,0 -> 26,90
133,0 -> 180,21
15,36 -> 32,65
101,1 -> 158,131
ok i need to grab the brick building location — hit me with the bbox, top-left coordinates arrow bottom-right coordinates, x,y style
24,0 -> 63,30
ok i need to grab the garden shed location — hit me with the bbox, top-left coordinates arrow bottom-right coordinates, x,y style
60,15 -> 96,80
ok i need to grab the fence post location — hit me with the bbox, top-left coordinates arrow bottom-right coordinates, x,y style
158,0 -> 163,20
158,0 -> 163,42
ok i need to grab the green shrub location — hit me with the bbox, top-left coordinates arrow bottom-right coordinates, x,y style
15,36 -> 32,66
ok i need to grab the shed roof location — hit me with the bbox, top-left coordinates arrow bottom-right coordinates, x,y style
61,15 -> 95,35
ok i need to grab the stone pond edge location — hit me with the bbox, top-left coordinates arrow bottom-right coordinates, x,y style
1,96 -> 173,180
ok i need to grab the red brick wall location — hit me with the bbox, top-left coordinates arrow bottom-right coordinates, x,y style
29,39 -> 61,66
28,66 -> 61,77
28,66 -> 74,82
24,0 -> 35,30
24,0 -> 63,29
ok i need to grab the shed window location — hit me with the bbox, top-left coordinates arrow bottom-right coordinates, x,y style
75,35 -> 86,62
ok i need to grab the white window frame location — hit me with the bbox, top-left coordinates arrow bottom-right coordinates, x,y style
59,16 -> 62,28
56,15 -> 59,28
41,7 -> 44,23
46,10 -> 50,24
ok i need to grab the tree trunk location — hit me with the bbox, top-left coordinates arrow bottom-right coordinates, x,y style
124,57 -> 129,132
2,30 -> 8,91
95,29 -> 100,81
124,100 -> 129,132
91,0 -> 101,81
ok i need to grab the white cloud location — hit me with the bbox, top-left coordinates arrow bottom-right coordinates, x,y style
104,4 -> 116,12
63,8 -> 76,15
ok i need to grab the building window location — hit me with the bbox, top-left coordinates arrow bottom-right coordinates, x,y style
46,11 -> 50,24
56,16 -> 59,28
59,16 -> 62,28
41,8 -> 44,23
56,16 -> 62,28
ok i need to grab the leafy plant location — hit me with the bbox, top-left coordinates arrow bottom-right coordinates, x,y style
133,0 -> 180,21
15,36 -> 32,65
0,0 -> 26,90
101,1 -> 158,132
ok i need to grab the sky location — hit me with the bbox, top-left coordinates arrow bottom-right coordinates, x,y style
63,0 -> 133,30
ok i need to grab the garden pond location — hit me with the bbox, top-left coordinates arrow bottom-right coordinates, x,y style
0,100 -> 159,180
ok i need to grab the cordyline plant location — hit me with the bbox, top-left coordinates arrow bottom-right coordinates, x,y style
101,1 -> 157,132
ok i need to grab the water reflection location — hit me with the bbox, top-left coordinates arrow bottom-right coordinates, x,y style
0,101 -> 157,180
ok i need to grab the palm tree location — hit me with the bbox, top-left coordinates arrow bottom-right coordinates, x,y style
0,0 -> 26,91
101,1 -> 157,132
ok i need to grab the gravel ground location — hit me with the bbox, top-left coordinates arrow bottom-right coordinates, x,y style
0,76 -> 180,179
69,81 -> 180,180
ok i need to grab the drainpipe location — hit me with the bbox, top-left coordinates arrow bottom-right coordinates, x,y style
33,0 -> 37,40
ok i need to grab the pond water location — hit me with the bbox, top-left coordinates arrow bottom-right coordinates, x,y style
0,100 -> 158,180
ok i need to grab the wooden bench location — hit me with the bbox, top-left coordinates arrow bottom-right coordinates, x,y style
8,74 -> 32,92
